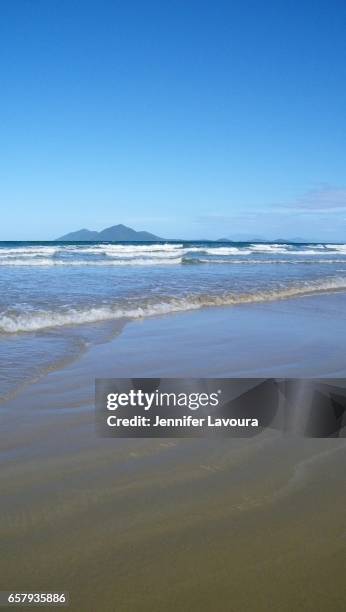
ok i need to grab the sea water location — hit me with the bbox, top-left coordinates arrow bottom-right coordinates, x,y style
1,240 -> 346,399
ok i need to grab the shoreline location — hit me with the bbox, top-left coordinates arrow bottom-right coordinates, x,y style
2,291 -> 346,414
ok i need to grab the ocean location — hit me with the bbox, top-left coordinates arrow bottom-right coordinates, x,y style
1,240 -> 346,400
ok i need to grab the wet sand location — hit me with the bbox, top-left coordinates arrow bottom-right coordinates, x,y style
1,293 -> 346,611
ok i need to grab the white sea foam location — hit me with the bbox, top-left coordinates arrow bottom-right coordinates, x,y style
0,257 -> 182,266
68,243 -> 183,254
325,244 -> 346,253
204,247 -> 251,255
2,276 -> 346,333
103,250 -> 183,259
195,258 -> 346,265
0,258 -> 60,266
248,243 -> 289,253
248,244 -> 346,255
0,247 -> 58,257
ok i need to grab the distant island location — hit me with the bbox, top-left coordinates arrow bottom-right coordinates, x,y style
57,224 -> 162,242
56,224 -> 320,243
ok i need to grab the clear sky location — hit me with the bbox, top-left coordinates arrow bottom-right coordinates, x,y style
1,0 -> 346,240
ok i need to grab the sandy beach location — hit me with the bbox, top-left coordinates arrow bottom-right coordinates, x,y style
1,294 -> 346,610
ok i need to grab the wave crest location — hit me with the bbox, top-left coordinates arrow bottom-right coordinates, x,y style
2,276 -> 346,333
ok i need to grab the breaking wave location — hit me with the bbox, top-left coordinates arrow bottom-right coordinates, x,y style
2,276 -> 346,333
1,242 -> 346,266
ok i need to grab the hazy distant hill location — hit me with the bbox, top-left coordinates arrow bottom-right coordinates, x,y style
218,235 -> 313,243
274,237 -> 310,243
217,234 -> 264,242
57,224 -> 162,242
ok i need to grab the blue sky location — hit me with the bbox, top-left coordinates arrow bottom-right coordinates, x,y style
1,0 -> 346,240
